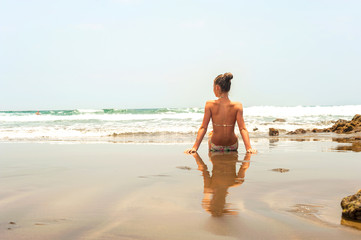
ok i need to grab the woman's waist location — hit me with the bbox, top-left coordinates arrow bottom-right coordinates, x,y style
209,132 -> 238,146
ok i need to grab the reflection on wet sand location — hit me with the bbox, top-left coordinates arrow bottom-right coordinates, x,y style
191,152 -> 251,217
269,137 -> 323,145
333,137 -> 361,152
266,136 -> 361,152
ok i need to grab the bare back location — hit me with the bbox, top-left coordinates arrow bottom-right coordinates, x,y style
208,99 -> 240,146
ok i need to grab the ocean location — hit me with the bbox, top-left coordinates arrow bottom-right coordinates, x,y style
1,105 -> 360,143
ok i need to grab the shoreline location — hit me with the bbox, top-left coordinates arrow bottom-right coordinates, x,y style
0,131 -> 360,144
0,132 -> 360,157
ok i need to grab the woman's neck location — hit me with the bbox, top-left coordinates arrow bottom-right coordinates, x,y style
218,94 -> 229,100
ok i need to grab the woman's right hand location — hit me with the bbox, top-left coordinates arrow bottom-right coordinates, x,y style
184,147 -> 197,154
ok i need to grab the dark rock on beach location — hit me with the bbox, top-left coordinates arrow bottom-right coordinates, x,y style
329,119 -> 353,133
341,189 -> 361,221
311,128 -> 330,133
291,114 -> 361,135
273,118 -> 286,123
266,114 -> 360,136
269,128 -> 279,136
314,114 -> 361,134
287,128 -> 307,135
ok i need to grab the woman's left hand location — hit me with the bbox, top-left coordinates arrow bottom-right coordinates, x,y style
246,148 -> 257,154
184,148 -> 197,154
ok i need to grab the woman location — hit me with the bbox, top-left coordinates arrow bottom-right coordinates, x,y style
185,73 -> 256,154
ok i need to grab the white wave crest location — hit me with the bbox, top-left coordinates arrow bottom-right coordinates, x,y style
244,105 -> 361,117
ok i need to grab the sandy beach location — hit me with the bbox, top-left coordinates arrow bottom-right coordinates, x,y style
0,138 -> 361,240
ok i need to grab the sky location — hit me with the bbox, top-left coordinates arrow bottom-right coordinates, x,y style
1,0 -> 360,110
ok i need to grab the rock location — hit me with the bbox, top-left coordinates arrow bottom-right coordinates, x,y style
297,128 -> 307,134
352,114 -> 361,124
287,128 -> 307,135
269,128 -> 279,136
9,222 -> 16,225
273,118 -> 286,123
253,127 -> 258,131
343,123 -> 354,132
331,119 -> 350,133
351,114 -> 361,133
341,189 -> 361,220
331,116 -> 361,133
313,114 -> 361,134
271,168 -> 289,173
311,128 -> 324,133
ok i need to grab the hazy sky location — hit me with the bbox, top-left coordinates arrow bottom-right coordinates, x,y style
1,0 -> 360,110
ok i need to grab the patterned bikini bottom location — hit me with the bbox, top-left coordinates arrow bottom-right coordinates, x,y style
208,139 -> 238,152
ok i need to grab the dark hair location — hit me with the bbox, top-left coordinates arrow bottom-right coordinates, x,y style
214,72 -> 233,92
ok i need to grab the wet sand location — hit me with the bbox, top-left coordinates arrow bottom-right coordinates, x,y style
1,139 -> 361,239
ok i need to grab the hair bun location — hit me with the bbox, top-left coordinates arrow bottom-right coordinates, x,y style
223,72 -> 233,82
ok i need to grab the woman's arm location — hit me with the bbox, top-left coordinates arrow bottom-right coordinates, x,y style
184,102 -> 212,153
236,103 -> 257,153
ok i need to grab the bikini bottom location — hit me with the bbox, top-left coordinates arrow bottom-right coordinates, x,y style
208,139 -> 238,152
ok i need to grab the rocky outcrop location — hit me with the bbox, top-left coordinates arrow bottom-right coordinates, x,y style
269,128 -> 279,136
291,114 -> 361,135
267,114 -> 361,136
341,189 -> 361,220
325,114 -> 361,134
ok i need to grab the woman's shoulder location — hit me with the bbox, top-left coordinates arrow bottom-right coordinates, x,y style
230,101 -> 243,108
205,100 -> 217,105
204,100 -> 216,110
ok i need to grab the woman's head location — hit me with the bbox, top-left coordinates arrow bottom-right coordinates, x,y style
214,72 -> 233,93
